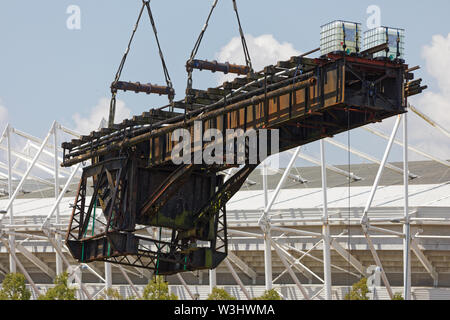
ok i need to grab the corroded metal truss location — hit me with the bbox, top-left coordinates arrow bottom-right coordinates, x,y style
62,51 -> 425,275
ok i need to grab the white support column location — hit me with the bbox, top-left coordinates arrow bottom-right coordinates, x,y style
320,140 -> 332,300
176,273 -> 195,300
67,265 -> 84,300
362,115 -> 402,218
0,145 -> 67,178
410,238 -> 438,285
362,227 -> 394,299
274,241 -> 321,283
283,240 -> 362,278
260,148 -> 301,290
228,229 -> 264,239
331,239 -> 368,276
105,262 -> 112,292
15,242 -> 56,279
225,258 -> 251,300
408,104 -> 450,139
360,116 -> 401,301
6,125 -> 16,273
263,162 -> 269,208
266,167 -> 308,184
363,126 -> 450,168
42,163 -> 82,228
228,251 -> 257,284
53,123 -> 63,276
264,147 -> 301,217
0,123 -> 54,217
0,161 -> 56,187
0,238 -> 40,298
271,239 -> 310,300
82,263 -> 105,282
403,114 -> 411,300
273,242 -> 321,283
118,266 -> 142,299
45,233 -> 93,300
8,236 -> 15,273
262,162 -> 272,290
325,138 -> 417,179
270,226 -> 322,238
59,124 -> 81,139
367,225 -> 405,238
295,152 -> 362,181
209,269 -> 216,293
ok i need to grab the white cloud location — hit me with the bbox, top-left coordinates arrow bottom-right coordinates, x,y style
72,97 -> 131,135
409,33 -> 450,160
216,34 -> 301,84
367,33 -> 450,161
421,33 -> 450,93
0,98 -> 9,133
213,33 -> 450,161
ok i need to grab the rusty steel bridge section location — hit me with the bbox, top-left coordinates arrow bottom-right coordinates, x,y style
61,52 -> 424,275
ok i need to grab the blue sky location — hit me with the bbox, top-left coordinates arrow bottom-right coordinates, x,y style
0,0 -> 449,165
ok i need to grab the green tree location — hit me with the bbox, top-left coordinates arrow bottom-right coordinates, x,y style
253,289 -> 282,300
344,278 -> 370,300
392,292 -> 404,300
98,288 -> 125,300
207,287 -> 237,300
38,272 -> 77,300
0,273 -> 31,300
142,276 -> 178,300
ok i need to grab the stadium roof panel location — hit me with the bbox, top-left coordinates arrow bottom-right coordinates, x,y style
244,160 -> 450,190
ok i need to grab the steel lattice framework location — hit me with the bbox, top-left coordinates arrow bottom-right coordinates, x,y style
0,46 -> 448,299
0,102 -> 449,299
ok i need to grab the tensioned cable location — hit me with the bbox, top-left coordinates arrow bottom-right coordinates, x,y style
186,0 -> 252,71
185,0 -> 253,117
347,103 -> 352,290
109,0 -> 174,127
109,3 -> 146,128
143,0 -> 173,92
187,0 -> 219,65
185,0 -> 219,97
112,3 -> 146,87
232,0 -> 253,71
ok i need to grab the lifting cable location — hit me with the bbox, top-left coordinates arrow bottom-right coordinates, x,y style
108,0 -> 174,128
185,0 -> 253,117
144,1 -> 174,93
185,0 -> 219,99
232,0 -> 253,72
346,90 -> 352,287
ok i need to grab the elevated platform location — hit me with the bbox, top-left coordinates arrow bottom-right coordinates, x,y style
59,51 -> 425,275
62,53 -> 421,167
